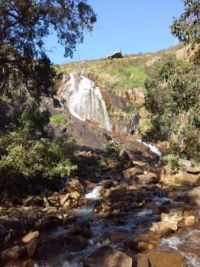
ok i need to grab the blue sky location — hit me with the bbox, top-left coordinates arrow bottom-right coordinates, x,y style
45,0 -> 184,64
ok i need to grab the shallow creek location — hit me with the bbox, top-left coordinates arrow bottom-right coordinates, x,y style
35,181 -> 200,267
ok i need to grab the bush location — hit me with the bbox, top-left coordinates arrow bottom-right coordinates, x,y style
0,131 -> 77,190
103,143 -> 120,157
50,114 -> 66,124
144,54 -> 200,161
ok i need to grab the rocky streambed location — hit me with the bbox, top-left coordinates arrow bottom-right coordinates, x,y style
0,141 -> 200,267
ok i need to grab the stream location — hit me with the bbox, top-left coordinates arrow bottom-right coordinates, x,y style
35,180 -> 200,267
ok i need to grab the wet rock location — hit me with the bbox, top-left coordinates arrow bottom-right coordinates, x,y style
136,172 -> 159,184
22,231 -> 39,244
3,259 -> 34,267
137,251 -> 186,267
37,215 -> 63,231
66,235 -> 88,252
110,233 -> 126,244
184,215 -> 196,226
26,239 -> 40,257
69,191 -> 80,200
36,241 -> 63,260
123,167 -> 143,179
68,222 -> 92,239
1,246 -> 26,263
161,212 -> 183,225
102,180 -> 113,189
60,193 -> 70,206
188,186 -> 200,206
150,221 -> 176,236
136,241 -> 154,252
132,160 -> 147,168
66,178 -> 85,194
150,211 -> 183,236
22,196 -> 44,207
84,246 -> 132,267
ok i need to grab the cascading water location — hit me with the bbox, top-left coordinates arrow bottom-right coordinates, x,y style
60,73 -> 112,131
137,139 -> 162,157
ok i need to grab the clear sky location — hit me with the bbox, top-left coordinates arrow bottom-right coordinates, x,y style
45,0 -> 185,64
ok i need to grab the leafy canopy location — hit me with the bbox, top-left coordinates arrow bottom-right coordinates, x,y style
0,0 -> 96,59
171,0 -> 200,47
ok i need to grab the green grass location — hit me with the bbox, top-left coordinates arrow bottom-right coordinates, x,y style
55,45 -> 185,96
56,53 -> 150,93
50,114 -> 66,124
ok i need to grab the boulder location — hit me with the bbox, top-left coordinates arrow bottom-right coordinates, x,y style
36,241 -> 63,260
123,167 -> 143,179
66,178 -> 85,194
184,215 -> 195,227
136,172 -> 159,184
22,196 -> 44,207
69,191 -> 80,200
185,165 -> 200,174
137,251 -> 186,267
1,246 -> 26,263
160,169 -> 199,186
102,180 -> 113,189
22,231 -> 39,244
150,221 -> 177,236
188,186 -> 200,206
66,235 -> 88,252
60,193 -> 70,206
3,259 -> 34,267
84,246 -> 132,267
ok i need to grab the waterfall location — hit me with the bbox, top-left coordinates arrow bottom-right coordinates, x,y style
85,185 -> 102,200
60,73 -> 112,131
137,139 -> 162,157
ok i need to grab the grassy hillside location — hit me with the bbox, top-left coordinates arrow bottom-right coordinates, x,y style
55,44 -> 184,93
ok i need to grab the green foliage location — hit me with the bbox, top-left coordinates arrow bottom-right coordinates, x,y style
139,119 -> 153,135
50,114 -> 67,124
171,0 -> 200,47
0,131 -> 77,189
164,153 -> 180,173
99,159 -> 108,171
103,143 -> 120,157
110,64 -> 148,89
0,0 -> 96,60
58,56 -> 148,93
20,98 -> 49,138
144,54 -> 200,160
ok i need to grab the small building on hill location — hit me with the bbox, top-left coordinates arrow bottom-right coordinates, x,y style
107,49 -> 123,59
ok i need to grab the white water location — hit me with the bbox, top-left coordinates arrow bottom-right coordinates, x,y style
137,139 -> 162,157
160,230 -> 200,267
60,73 -> 112,131
85,185 -> 102,200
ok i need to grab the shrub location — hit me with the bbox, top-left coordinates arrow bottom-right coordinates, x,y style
0,131 -> 77,190
103,143 -> 120,157
144,54 -> 200,161
50,114 -> 66,124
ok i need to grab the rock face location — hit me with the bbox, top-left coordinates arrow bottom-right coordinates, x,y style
118,88 -> 145,106
84,246 -> 132,267
137,251 -> 186,267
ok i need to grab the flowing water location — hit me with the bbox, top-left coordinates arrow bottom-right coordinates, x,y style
35,182 -> 200,267
60,73 -> 112,131
137,139 -> 162,157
